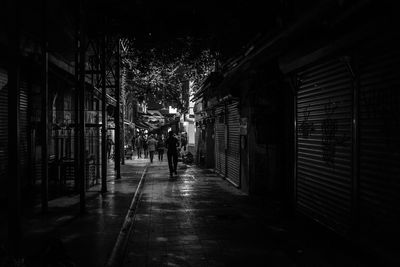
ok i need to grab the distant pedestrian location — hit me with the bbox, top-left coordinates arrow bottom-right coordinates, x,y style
157,135 -> 165,161
147,134 -> 157,163
143,135 -> 149,158
131,136 -> 135,151
165,131 -> 179,177
181,132 -> 187,151
107,135 -> 114,160
135,135 -> 143,158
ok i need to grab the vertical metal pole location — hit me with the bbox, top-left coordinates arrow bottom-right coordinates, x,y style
224,103 -> 228,177
345,57 -> 360,235
121,94 -> 125,165
114,39 -> 121,179
74,1 -> 80,193
41,0 -> 49,213
101,33 -> 107,192
78,3 -> 86,213
7,0 -> 22,259
293,76 -> 298,214
120,50 -> 125,166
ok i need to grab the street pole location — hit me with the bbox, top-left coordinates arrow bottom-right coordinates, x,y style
114,38 -> 121,179
101,33 -> 107,192
41,0 -> 49,214
74,0 -> 80,194
121,91 -> 125,165
78,1 -> 86,213
7,0 -> 22,260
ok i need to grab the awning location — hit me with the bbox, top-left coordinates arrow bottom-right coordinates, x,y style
192,72 -> 223,102
135,121 -> 149,129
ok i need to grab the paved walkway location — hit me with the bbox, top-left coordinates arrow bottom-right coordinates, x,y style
123,161 -> 368,267
1,159 -> 148,267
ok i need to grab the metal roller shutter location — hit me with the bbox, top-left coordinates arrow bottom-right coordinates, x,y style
0,69 -> 8,192
226,102 -> 240,187
0,69 -> 30,188
296,59 -> 353,234
19,81 -> 29,183
215,106 -> 226,176
358,46 -> 400,240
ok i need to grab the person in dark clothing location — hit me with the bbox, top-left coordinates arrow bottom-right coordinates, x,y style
107,135 -> 114,160
131,136 -> 135,151
147,134 -> 157,163
135,135 -> 143,158
142,135 -> 148,158
165,131 -> 179,176
181,132 -> 187,151
157,135 -> 165,161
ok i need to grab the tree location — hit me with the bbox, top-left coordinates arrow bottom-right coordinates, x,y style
121,37 -> 216,110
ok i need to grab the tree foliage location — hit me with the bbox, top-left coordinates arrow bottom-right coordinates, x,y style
121,37 -> 216,110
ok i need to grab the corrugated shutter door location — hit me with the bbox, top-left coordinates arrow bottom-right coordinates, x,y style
359,47 -> 400,240
215,106 -> 226,176
19,81 -> 29,183
296,59 -> 353,234
226,102 -> 240,186
0,68 -> 8,192
0,69 -> 30,189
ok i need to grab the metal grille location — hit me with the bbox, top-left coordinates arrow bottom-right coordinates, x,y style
0,69 -> 8,192
296,59 -> 353,234
226,102 -> 240,187
215,106 -> 226,176
0,70 -> 30,189
19,81 -> 29,184
359,47 -> 400,239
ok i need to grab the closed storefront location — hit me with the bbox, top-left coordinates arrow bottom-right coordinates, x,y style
226,101 -> 240,187
19,80 -> 30,186
215,106 -> 226,176
0,68 -> 31,192
358,40 -> 400,244
205,119 -> 215,169
291,34 -> 400,256
295,59 -> 353,234
0,68 -> 8,195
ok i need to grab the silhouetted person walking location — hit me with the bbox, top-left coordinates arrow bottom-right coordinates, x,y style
135,135 -> 143,158
181,132 -> 187,151
157,135 -> 165,161
143,135 -> 149,158
107,135 -> 114,160
147,134 -> 157,163
166,131 -> 179,177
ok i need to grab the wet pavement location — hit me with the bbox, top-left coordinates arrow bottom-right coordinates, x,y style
0,158 -> 374,266
2,159 -> 148,266
122,161 -> 368,267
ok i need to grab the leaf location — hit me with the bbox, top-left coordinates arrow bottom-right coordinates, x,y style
121,37 -> 217,109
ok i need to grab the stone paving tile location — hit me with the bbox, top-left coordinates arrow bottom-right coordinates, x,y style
2,161 -> 148,266
122,161 -> 367,267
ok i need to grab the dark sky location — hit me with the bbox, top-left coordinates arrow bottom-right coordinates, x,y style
0,0 -> 290,63
92,0 -> 285,60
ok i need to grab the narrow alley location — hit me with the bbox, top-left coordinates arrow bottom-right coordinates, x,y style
1,0 -> 400,266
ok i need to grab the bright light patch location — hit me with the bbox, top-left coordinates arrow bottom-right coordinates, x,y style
169,106 -> 177,113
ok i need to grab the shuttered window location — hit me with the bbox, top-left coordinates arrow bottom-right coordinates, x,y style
0,68 -> 30,190
215,106 -> 226,176
296,59 -> 353,234
358,47 -> 400,240
0,69 -> 8,192
226,102 -> 240,187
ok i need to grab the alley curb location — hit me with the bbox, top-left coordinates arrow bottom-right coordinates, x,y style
105,164 -> 149,267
